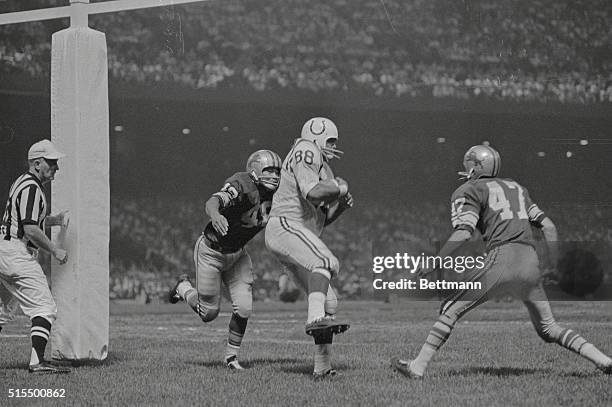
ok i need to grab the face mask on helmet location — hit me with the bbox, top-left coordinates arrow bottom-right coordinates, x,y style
458,145 -> 501,180
246,150 -> 282,191
300,117 -> 344,160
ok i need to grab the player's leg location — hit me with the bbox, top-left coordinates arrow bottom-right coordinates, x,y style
523,284 -> 612,373
221,249 -> 254,370
173,235 -> 223,322
0,250 -> 69,373
0,282 -> 19,332
396,246 -> 507,378
265,217 -> 345,329
283,262 -> 339,377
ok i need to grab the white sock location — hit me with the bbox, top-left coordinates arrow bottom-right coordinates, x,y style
225,343 -> 240,361
29,348 -> 40,366
580,343 -> 612,367
307,292 -> 326,323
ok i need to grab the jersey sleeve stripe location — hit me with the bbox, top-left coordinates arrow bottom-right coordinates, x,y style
451,211 -> 478,228
527,204 -> 545,222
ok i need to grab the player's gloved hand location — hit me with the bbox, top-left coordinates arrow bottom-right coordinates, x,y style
54,248 -> 68,265
338,191 -> 354,209
335,177 -> 349,197
211,213 -> 229,236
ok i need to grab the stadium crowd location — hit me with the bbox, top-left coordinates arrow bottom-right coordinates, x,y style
109,196 -> 612,303
1,0 -> 612,104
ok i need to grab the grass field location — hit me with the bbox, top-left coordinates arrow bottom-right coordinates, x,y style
1,300 -> 611,406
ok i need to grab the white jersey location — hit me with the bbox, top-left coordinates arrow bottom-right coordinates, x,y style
270,139 -> 335,236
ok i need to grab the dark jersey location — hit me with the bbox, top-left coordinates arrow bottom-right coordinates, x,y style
1,172 -> 47,250
450,177 -> 546,249
204,172 -> 273,252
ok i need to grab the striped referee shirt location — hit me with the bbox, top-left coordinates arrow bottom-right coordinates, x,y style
1,172 -> 47,248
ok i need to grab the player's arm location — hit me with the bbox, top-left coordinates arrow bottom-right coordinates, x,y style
420,187 -> 480,273
524,189 -> 557,265
23,225 -> 67,263
538,216 -> 559,267
205,196 -> 228,236
207,178 -> 243,236
307,177 -> 348,206
291,141 -> 348,206
324,191 -> 353,226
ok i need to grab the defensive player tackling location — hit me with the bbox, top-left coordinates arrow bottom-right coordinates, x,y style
169,150 -> 282,370
391,145 -> 612,378
265,117 -> 353,379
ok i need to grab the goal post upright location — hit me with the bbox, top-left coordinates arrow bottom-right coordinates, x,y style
0,0 -> 209,361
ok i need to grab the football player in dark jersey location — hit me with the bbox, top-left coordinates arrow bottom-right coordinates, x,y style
169,150 -> 282,370
391,145 -> 612,378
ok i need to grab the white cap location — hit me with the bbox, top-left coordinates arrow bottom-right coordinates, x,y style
28,139 -> 66,160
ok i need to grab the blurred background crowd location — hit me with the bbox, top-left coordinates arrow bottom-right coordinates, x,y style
1,0 -> 612,104
109,197 -> 612,303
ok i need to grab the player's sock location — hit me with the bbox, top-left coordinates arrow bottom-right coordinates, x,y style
556,328 -> 587,354
313,331 -> 333,373
307,292 -> 327,323
225,313 -> 248,361
30,316 -> 51,365
412,314 -> 454,375
307,272 -> 330,323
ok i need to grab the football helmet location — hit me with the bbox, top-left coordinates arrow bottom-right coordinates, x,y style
458,145 -> 501,180
246,150 -> 282,190
301,117 -> 343,160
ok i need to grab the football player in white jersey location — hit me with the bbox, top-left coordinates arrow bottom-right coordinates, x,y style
265,117 -> 353,380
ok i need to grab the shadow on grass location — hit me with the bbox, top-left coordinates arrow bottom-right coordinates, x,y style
51,352 -> 124,368
446,366 -> 551,377
188,357 -> 352,376
190,357 -> 306,369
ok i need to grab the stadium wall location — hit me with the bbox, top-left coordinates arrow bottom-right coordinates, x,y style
1,87 -> 611,206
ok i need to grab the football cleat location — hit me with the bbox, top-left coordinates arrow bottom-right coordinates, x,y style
598,362 -> 612,374
390,358 -> 422,379
168,274 -> 190,304
458,144 -> 501,180
225,355 -> 245,371
29,361 -> 71,374
313,368 -> 338,381
305,315 -> 350,337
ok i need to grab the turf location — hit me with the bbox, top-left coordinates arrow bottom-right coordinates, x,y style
1,300 -> 611,406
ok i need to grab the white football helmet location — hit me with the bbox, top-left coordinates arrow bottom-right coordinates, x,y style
300,117 -> 343,160
246,150 -> 282,190
458,145 -> 501,180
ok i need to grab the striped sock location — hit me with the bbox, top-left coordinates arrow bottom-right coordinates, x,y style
30,316 -> 51,365
557,329 -> 587,354
412,315 -> 454,375
556,329 -> 612,367
225,313 -> 248,360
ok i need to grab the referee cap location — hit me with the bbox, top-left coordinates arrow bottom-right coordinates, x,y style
28,139 -> 66,160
